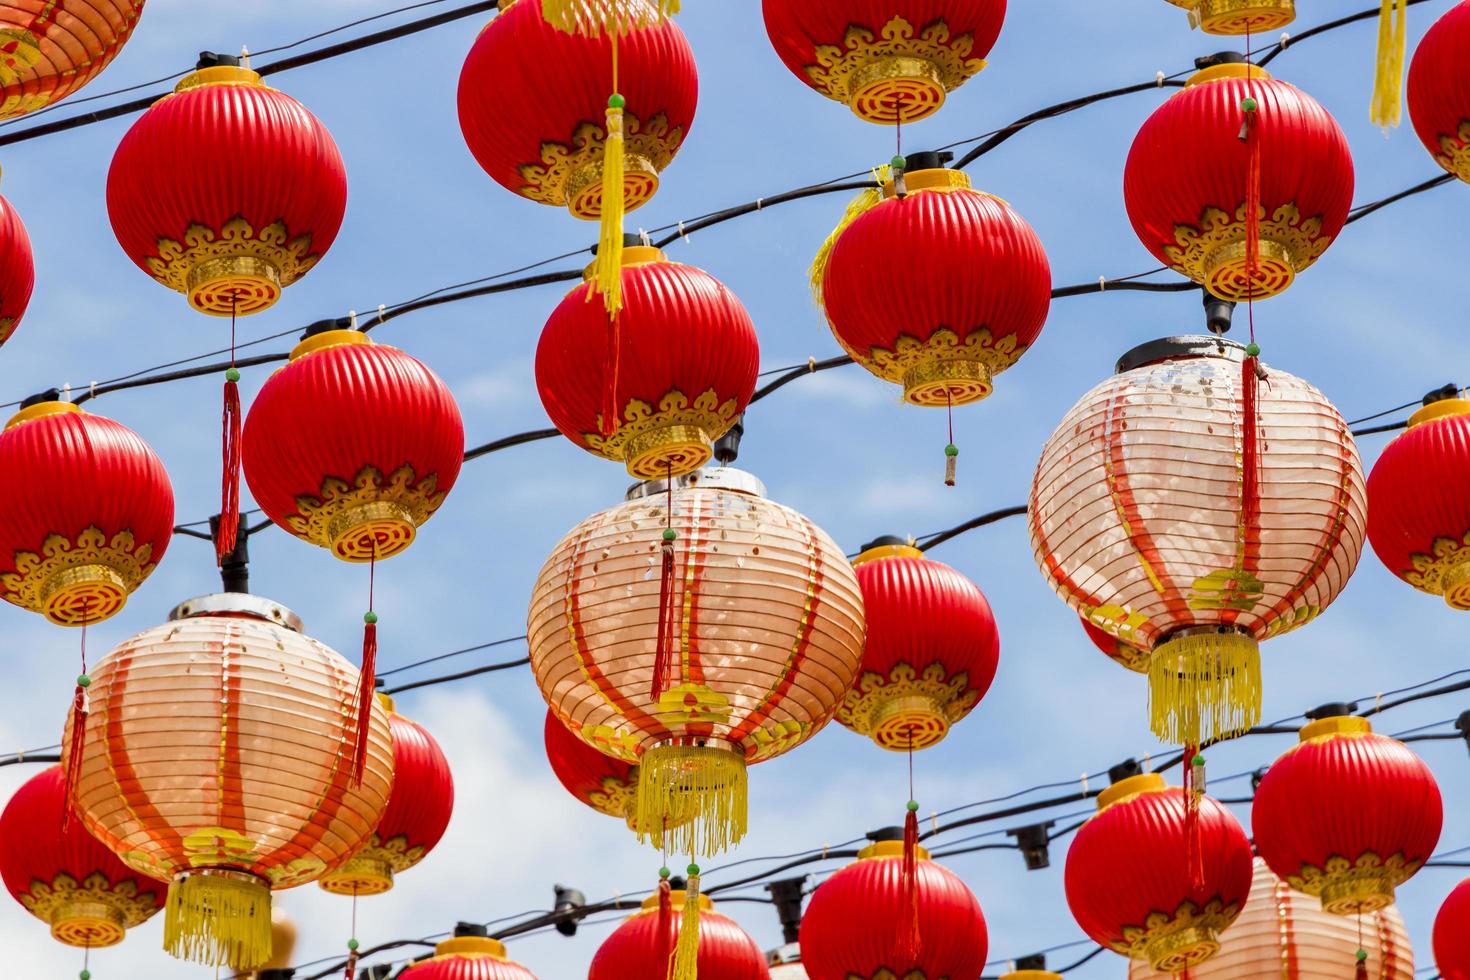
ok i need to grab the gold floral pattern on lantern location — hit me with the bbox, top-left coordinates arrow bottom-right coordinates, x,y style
0,527 -> 156,627
856,327 -> 1025,407
1434,121 -> 1470,183
317,832 -> 429,897
1114,898 -> 1242,973
1166,0 -> 1296,35
22,871 -> 161,932
1164,202 -> 1330,302
1405,529 -> 1470,608
146,217 -> 321,317
837,663 -> 980,750
517,112 -> 685,218
584,388 -> 742,480
1285,852 -> 1420,915
806,16 -> 987,124
287,464 -> 448,562
588,776 -> 638,821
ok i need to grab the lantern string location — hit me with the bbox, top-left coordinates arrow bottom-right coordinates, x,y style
944,391 -> 958,488
353,556 -> 379,785
651,462 -> 677,700
1355,912 -> 1369,979
344,888 -> 360,980
217,293 -> 242,566
900,736 -> 922,963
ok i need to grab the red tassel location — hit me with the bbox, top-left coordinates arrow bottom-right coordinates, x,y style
1184,745 -> 1205,891
61,684 -> 87,832
217,377 -> 242,566
601,312 -> 623,438
1355,949 -> 1369,979
656,875 -> 673,976
352,617 -> 377,785
650,533 -> 677,699
899,806 -> 921,962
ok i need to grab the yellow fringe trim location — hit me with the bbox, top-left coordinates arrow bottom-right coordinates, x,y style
590,103 -> 626,317
541,0 -> 679,37
1370,0 -> 1407,129
808,167 -> 889,309
163,872 -> 272,970
670,873 -> 701,980
634,744 -> 748,856
1147,631 -> 1261,745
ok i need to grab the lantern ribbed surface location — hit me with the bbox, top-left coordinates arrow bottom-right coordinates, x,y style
837,543 -> 999,750
243,331 -> 465,563
529,469 -> 865,855
1366,400 -> 1470,608
1124,66 -> 1353,301
0,401 -> 174,626
400,936 -> 539,979
761,0 -> 1005,123
0,765 -> 164,949
0,1 -> 145,119
1409,1 -> 1470,184
589,892 -> 769,980
535,248 -> 759,479
106,65 -> 347,316
799,841 -> 988,980
1064,776 -> 1253,973
1129,858 -> 1414,980
819,170 -> 1051,407
0,190 -> 33,347
1029,339 -> 1365,744
1252,717 -> 1443,916
64,599 -> 395,970
457,0 -> 697,217
1163,0 -> 1296,35
1435,877 -> 1470,980
320,696 -> 454,896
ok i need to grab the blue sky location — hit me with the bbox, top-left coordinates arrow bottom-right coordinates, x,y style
0,1 -> 1468,976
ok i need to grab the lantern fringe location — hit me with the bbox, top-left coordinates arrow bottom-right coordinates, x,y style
164,873 -> 272,970
217,377 -> 241,566
1370,0 -> 1407,129
899,807 -> 922,962
634,745 -> 747,856
1147,632 -> 1261,745
352,619 -> 378,786
808,168 -> 889,308
541,0 -> 679,37
670,872 -> 700,980
590,101 -> 626,317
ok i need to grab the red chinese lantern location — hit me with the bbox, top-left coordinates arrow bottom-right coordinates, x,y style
761,1 -> 1006,123
1366,396 -> 1470,608
1124,63 -> 1353,302
536,246 -> 758,479
1253,715 -> 1442,915
1129,857 -> 1415,980
1030,337 -> 1366,747
320,695 -> 454,896
1409,1 -> 1470,184
528,468 -> 866,861
106,58 -> 346,317
836,537 -> 999,751
64,592 -> 395,970
0,398 -> 173,626
0,188 -> 33,348
0,765 -> 164,948
544,707 -> 641,827
1160,1 -> 1295,34
1064,773 -> 1253,973
800,838 -> 988,980
400,930 -> 538,980
244,328 -> 464,771
589,886 -> 768,980
1436,878 -> 1470,980
0,1 -> 146,119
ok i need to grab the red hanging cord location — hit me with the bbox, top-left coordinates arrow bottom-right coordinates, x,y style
218,293 -> 242,565
62,606 -> 90,830
1183,744 -> 1205,891
899,738 -> 922,962
651,464 -> 677,700
944,391 -> 958,487
352,555 -> 379,785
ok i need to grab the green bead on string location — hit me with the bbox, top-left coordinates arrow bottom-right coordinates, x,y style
225,367 -> 241,383
1246,343 -> 1261,358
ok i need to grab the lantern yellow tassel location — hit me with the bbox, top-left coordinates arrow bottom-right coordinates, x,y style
590,96 -> 627,317
1370,0 -> 1408,129
634,743 -> 748,857
541,0 -> 679,37
164,871 -> 272,969
809,167 -> 888,308
1147,630 -> 1261,746
670,870 -> 702,980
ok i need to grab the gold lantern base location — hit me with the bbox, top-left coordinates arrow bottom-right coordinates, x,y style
869,693 -> 950,752
1144,923 -> 1221,973
584,388 -> 739,480
164,869 -> 273,970
624,423 -> 713,480
39,563 -> 129,627
0,517 -> 155,627
849,56 -> 947,124
187,256 -> 283,317
902,355 -> 994,407
1185,0 -> 1297,35
1164,201 -> 1329,303
50,900 -> 127,949
287,463 -> 447,564
1319,874 -> 1395,916
1286,853 -> 1413,916
147,216 -> 319,319
318,855 -> 395,897
634,740 -> 748,857
565,151 -> 661,220
1202,239 -> 1295,303
1440,560 -> 1470,611
1433,121 -> 1470,185
326,501 -> 418,563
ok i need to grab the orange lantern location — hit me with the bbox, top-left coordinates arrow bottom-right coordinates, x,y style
1129,857 -> 1414,980
0,1 -> 146,119
528,467 -> 866,858
0,187 -> 33,348
399,928 -> 538,980
0,764 -> 163,948
319,695 -> 454,896
63,593 -> 395,970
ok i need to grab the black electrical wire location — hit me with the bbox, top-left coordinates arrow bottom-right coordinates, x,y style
1255,0 -> 1445,68
377,635 -> 529,678
381,656 -> 532,696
